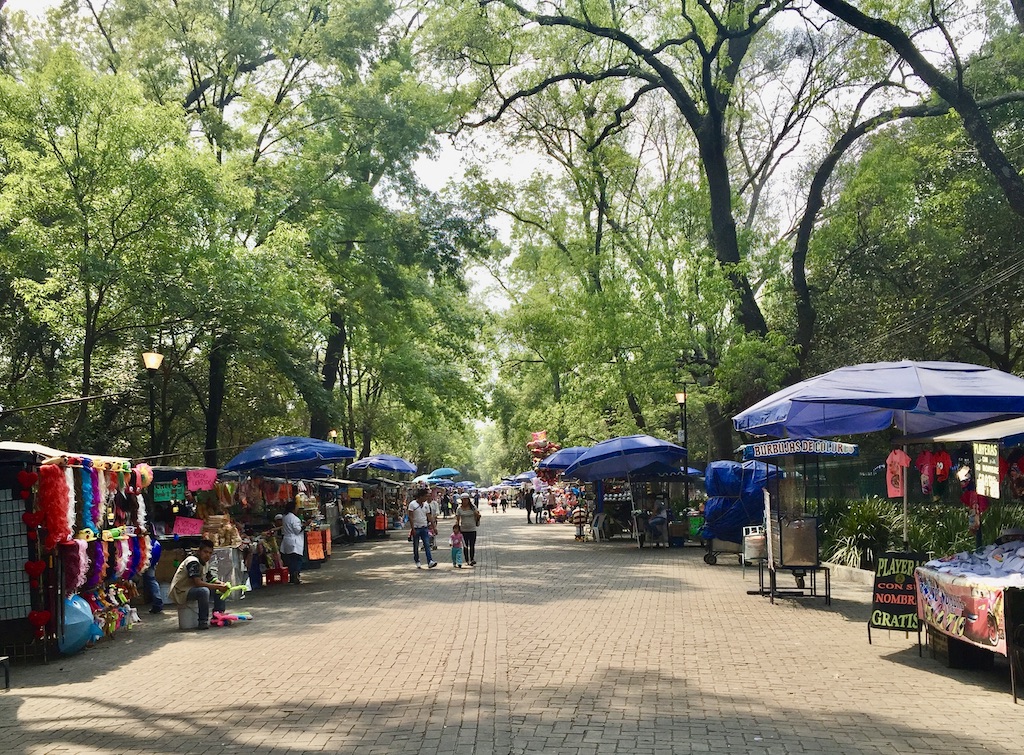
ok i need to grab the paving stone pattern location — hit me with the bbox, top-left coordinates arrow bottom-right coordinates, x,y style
0,511 -> 1019,754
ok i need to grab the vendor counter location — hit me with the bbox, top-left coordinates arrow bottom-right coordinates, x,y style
915,541 -> 1024,702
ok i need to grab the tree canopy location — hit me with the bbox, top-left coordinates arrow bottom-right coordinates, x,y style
1,0 -> 1023,478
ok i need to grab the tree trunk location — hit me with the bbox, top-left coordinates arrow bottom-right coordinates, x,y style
626,392 -> 647,430
704,402 -> 735,461
204,336 -> 229,468
697,124 -> 770,337
311,310 -> 345,439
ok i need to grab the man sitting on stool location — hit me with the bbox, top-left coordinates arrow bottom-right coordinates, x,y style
169,539 -> 227,630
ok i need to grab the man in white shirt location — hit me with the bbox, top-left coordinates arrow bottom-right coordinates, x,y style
280,501 -> 305,584
408,488 -> 438,569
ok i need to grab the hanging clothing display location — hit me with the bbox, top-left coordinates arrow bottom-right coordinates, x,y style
885,449 -> 911,498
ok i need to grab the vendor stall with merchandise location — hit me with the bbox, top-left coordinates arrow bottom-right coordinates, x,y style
915,529 -> 1024,702
0,442 -> 156,660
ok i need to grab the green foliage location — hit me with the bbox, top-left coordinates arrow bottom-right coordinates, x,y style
823,498 -> 1024,570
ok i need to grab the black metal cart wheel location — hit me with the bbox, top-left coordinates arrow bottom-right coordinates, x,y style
704,552 -> 717,565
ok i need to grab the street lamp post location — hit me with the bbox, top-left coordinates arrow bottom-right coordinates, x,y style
142,351 -> 164,458
675,389 -> 689,508
328,429 -> 338,477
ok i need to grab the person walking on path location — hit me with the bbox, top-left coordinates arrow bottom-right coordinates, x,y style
523,487 -> 534,523
280,501 -> 305,584
454,493 -> 480,566
449,523 -> 464,568
408,488 -> 438,569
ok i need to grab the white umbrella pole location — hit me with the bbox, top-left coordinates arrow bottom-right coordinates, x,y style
903,443 -> 909,550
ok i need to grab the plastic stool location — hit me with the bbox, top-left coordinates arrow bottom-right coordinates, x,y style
177,603 -> 200,630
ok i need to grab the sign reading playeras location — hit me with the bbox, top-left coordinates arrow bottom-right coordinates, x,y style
973,442 -> 1000,499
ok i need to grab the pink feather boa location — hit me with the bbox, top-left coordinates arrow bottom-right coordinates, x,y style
60,539 -> 89,596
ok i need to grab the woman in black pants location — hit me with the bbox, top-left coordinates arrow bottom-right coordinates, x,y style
454,494 -> 480,566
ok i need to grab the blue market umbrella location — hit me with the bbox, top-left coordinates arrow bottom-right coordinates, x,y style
347,454 -> 417,475
563,435 -> 687,482
733,360 -> 1024,439
511,470 -> 537,482
428,467 -> 461,478
224,435 -> 355,472
537,446 -> 590,471
628,461 -> 703,480
432,479 -> 456,487
250,464 -> 333,480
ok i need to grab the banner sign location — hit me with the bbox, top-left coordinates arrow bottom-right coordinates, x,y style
153,481 -> 184,502
915,567 -> 1006,656
171,516 -> 205,537
743,439 -> 858,460
869,552 -> 925,632
973,442 -> 1001,499
186,468 -> 218,491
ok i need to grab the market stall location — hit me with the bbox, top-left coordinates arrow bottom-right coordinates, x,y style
147,466 -> 247,595
0,442 -> 155,660
914,533 -> 1024,702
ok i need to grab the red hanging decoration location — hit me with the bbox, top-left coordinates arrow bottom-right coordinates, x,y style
27,609 -> 51,639
38,464 -> 72,551
24,559 -> 46,588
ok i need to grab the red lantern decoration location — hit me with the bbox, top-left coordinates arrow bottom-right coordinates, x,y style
24,559 -> 46,588
27,609 -> 51,639
22,511 -> 44,529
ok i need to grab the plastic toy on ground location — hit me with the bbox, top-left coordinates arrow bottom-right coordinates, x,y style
210,610 -> 254,627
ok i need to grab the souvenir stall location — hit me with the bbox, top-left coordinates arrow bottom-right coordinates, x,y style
0,442 -> 155,660
915,532 -> 1024,702
147,466 -> 245,594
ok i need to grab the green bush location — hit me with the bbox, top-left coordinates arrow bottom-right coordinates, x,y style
820,498 -> 1024,569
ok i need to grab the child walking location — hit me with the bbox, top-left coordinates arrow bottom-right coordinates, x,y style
449,524 -> 465,568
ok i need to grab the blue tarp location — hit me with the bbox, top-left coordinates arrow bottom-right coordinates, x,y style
702,461 -> 781,543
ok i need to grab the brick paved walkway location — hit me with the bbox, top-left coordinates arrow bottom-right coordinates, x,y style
1,511 -> 1019,754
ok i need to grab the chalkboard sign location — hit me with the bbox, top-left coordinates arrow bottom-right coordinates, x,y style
868,551 -> 926,639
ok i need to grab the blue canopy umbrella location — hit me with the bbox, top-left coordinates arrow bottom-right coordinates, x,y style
455,480 -> 476,488
346,454 -> 417,475
224,436 -> 355,472
563,435 -> 687,482
252,464 -> 333,480
511,470 -> 537,482
428,467 -> 460,478
537,446 -> 590,471
733,360 -> 1024,439
628,461 -> 703,480
432,479 -> 456,487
